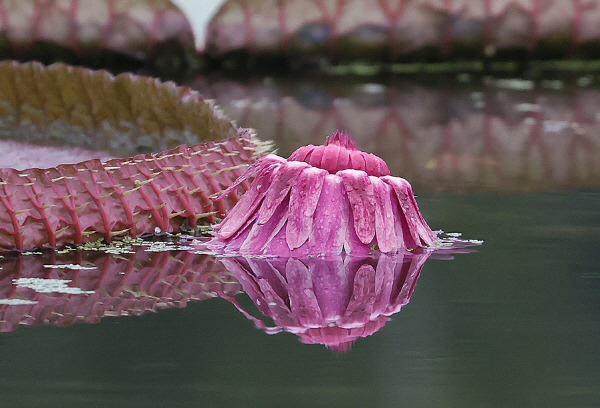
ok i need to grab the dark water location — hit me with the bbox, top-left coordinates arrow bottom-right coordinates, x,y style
1,75 -> 599,407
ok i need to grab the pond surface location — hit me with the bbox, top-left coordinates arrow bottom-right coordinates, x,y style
1,74 -> 599,408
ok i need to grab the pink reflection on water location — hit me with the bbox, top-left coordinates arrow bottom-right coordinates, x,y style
193,77 -> 600,193
221,251 -> 431,352
0,247 -> 239,332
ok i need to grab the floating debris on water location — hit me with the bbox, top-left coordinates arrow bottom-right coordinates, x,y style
577,75 -> 593,87
543,120 -> 572,133
53,234 -> 203,255
142,242 -> 194,252
13,278 -> 95,295
492,78 -> 535,90
541,79 -> 564,90
21,251 -> 44,256
515,103 -> 542,112
43,264 -> 96,270
0,299 -> 38,305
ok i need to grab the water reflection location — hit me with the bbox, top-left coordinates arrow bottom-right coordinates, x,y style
0,246 -> 240,332
193,75 -> 600,193
0,243 -> 457,351
221,253 -> 430,352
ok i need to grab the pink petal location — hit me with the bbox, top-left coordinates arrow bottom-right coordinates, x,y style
308,175 -> 348,255
342,209 -> 369,255
365,153 -> 390,177
371,255 -> 396,314
240,204 -> 289,254
288,145 -> 314,162
337,169 -> 376,245
216,161 -> 282,239
382,176 -> 437,247
349,150 -> 367,173
286,167 -> 327,250
257,161 -> 309,225
319,144 -> 341,174
214,154 -> 284,200
342,264 -> 376,324
370,177 -> 396,253
336,148 -> 351,172
305,145 -> 324,171
286,258 -> 323,328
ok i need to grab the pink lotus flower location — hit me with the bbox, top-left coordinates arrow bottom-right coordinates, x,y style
220,252 -> 430,352
212,131 -> 438,256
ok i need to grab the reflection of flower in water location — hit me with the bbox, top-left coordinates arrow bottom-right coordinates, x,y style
212,131 -> 438,256
221,252 -> 430,352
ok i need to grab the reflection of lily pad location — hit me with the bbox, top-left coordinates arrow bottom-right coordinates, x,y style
0,61 -> 271,251
207,0 -> 600,68
0,248 -> 240,332
198,75 -> 600,193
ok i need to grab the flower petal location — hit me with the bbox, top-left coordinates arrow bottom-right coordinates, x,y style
240,201 -> 289,254
365,153 -> 390,177
337,169 -> 376,245
370,177 -> 396,253
216,161 -> 282,239
336,148 -> 351,172
308,175 -> 348,255
382,176 -> 437,247
319,143 -> 341,174
286,258 -> 323,328
286,167 -> 327,250
257,161 -> 310,225
349,150 -> 367,173
214,154 -> 284,200
288,145 -> 314,162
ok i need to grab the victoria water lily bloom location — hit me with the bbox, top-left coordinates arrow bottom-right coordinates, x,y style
212,130 -> 439,256
220,252 -> 430,351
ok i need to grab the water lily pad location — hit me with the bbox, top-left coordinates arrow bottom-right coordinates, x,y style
0,60 -> 243,157
0,61 -> 271,251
